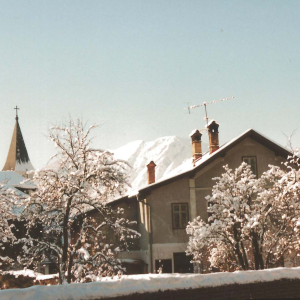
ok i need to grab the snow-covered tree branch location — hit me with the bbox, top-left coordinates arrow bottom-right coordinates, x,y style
259,155 -> 300,267
20,118 -> 139,284
0,183 -> 22,269
187,159 -> 300,272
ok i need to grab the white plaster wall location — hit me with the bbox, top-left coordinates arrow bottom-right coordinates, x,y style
152,243 -> 188,273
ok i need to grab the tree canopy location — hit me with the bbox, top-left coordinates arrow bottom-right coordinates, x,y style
20,119 -> 139,283
187,158 -> 300,272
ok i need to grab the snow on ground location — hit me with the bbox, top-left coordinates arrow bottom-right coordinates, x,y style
2,267 -> 300,300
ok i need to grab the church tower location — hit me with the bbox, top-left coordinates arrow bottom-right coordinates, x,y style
2,106 -> 34,175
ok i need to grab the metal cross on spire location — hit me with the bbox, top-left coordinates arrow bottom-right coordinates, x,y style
186,96 -> 235,125
14,105 -> 20,120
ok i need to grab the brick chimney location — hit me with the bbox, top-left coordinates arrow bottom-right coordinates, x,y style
207,120 -> 219,154
190,129 -> 202,165
147,161 -> 156,184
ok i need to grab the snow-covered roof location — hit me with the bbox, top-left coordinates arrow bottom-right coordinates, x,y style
130,128 -> 291,196
0,171 -> 36,215
101,128 -> 291,206
119,258 -> 142,264
0,171 -> 36,190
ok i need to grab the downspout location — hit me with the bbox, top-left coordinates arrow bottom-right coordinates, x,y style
137,194 -> 153,273
148,203 -> 153,273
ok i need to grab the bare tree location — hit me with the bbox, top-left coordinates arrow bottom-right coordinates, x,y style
21,119 -> 138,283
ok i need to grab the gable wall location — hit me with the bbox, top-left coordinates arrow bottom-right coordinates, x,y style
145,137 -> 287,244
194,137 -> 286,220
136,136 -> 288,272
146,177 -> 190,245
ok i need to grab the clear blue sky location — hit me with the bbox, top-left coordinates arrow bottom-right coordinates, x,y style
1,0 -> 300,169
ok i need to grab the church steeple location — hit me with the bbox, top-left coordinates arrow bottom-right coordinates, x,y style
2,107 -> 34,175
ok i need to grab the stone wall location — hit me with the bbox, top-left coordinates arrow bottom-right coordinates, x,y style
93,278 -> 300,300
2,272 -> 300,299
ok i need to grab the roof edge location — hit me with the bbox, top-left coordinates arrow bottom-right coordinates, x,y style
137,128 -> 292,194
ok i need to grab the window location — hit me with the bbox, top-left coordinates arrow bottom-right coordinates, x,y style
207,200 -> 214,222
172,203 -> 188,229
242,156 -> 257,176
173,252 -> 193,273
155,259 -> 172,273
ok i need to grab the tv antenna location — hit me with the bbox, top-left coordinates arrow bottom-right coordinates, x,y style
186,96 -> 235,125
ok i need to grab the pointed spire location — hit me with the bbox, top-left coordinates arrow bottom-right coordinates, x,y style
2,107 -> 34,175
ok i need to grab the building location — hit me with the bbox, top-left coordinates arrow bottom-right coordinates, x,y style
0,109 -> 37,272
0,110 -> 291,275
1,107 -> 35,195
2,107 -> 34,175
114,121 -> 290,274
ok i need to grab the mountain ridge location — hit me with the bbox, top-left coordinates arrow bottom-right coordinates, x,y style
44,135 -> 208,192
112,135 -> 208,191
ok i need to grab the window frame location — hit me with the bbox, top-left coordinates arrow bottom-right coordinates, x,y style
242,156 -> 258,177
171,203 -> 189,229
155,259 -> 172,273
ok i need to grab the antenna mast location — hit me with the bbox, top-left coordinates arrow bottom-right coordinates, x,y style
186,96 -> 235,125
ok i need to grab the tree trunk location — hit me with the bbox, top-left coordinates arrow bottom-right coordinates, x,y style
62,197 -> 72,283
233,224 -> 247,270
57,256 -> 63,284
240,241 -> 249,270
67,253 -> 73,283
251,230 -> 264,270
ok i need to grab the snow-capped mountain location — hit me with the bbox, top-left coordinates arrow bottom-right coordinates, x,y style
112,136 -> 208,191
44,135 -> 208,192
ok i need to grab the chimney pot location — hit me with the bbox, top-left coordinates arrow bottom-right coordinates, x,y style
206,120 -> 219,154
190,129 -> 202,165
147,161 -> 156,184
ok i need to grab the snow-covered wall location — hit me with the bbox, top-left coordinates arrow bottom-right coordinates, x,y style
2,267 -> 300,300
